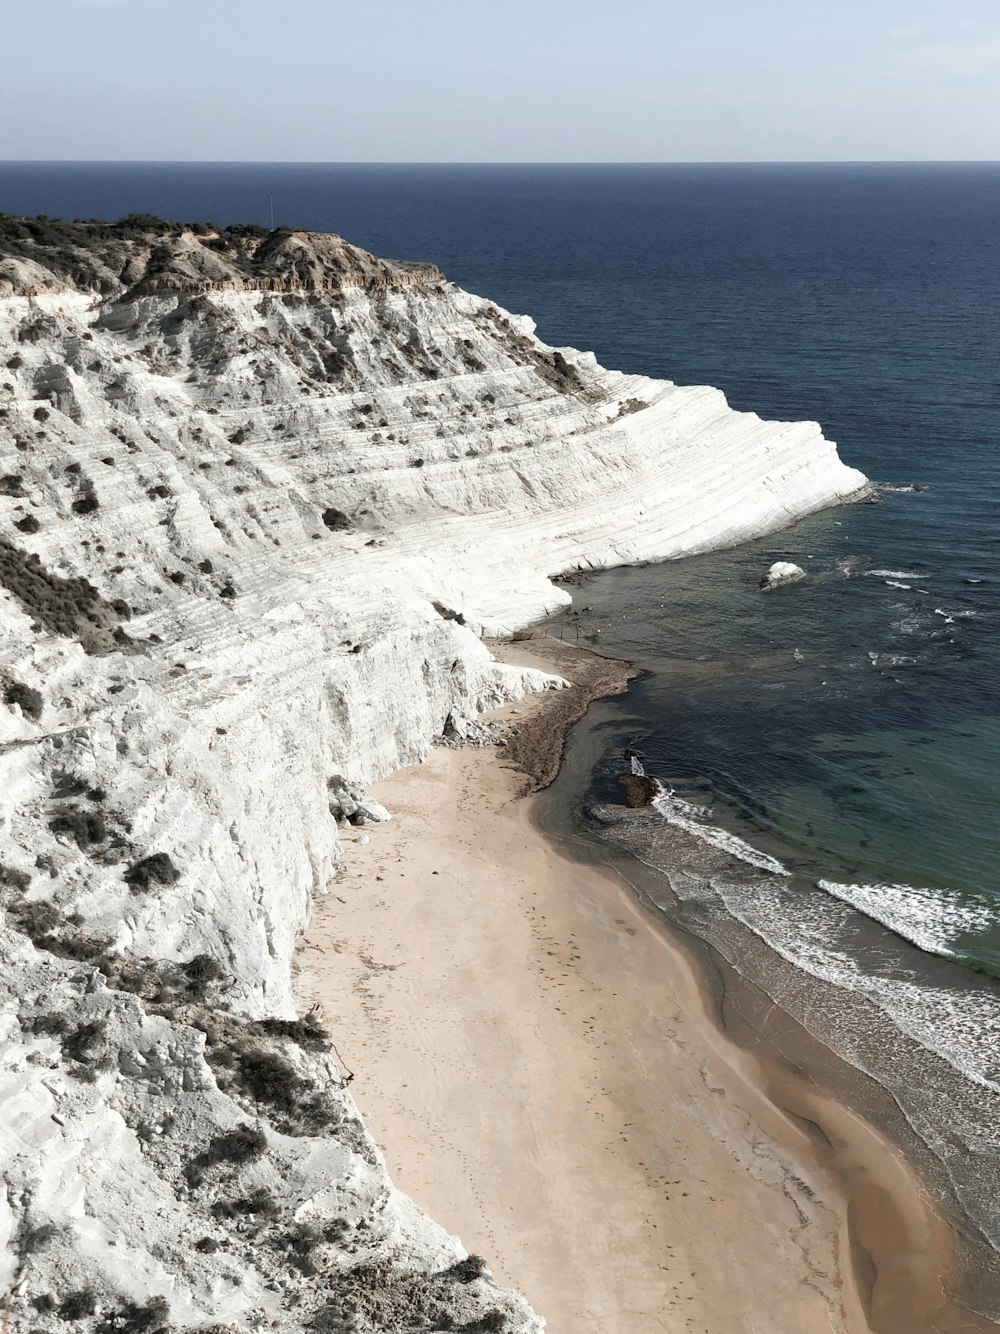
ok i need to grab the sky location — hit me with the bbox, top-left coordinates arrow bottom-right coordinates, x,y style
2,0 -> 999,162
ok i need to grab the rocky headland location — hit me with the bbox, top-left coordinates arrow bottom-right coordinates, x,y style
0,215 -> 868,1331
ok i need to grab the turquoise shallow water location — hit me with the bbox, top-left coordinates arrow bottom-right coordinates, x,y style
548,498 -> 1000,974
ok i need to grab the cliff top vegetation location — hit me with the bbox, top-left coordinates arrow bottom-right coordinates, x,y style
0,213 -> 442,299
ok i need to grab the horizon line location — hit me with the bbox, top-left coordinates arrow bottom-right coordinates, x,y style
2,158 -> 1000,168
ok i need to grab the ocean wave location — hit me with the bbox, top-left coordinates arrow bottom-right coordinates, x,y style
865,568 -> 924,580
591,801 -> 1000,1103
819,879 -> 996,962
626,831 -> 1000,1098
868,651 -> 917,667
705,880 -> 1000,1098
627,754 -> 790,876
651,786 -> 790,876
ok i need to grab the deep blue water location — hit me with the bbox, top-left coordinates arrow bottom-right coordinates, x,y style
4,165 -> 1000,1208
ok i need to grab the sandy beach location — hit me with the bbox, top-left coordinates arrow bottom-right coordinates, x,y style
297,639 -> 981,1334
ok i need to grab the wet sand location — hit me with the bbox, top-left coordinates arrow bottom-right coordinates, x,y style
297,638 -> 983,1334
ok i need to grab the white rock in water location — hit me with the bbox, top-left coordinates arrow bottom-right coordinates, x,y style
0,220 -> 868,1330
760,561 -> 808,589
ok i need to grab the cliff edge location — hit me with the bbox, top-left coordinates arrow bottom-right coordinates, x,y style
0,216 -> 868,1332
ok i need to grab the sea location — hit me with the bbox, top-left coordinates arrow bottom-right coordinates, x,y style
3,161 -> 1000,1283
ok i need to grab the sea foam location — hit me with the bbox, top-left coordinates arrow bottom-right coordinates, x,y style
819,879 -> 996,962
651,785 -> 790,876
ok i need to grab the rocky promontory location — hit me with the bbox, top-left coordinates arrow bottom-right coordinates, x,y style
0,216 -> 868,1331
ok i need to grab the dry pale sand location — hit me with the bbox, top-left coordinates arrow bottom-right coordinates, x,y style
297,643 -> 975,1334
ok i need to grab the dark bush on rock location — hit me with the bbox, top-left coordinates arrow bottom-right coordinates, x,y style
259,1010 -> 329,1048
238,1048 -> 301,1113
58,1289 -> 97,1319
17,1221 -> 58,1254
6,894 -> 113,966
442,1255 -> 488,1284
71,491 -> 100,516
0,473 -> 25,496
95,1295 -> 171,1334
124,852 -> 179,892
4,679 -> 42,720
210,1189 -> 279,1221
14,513 -> 40,533
90,950 -> 228,1006
0,537 -> 124,652
322,507 -> 352,531
270,1217 -> 350,1277
10,898 -> 61,941
183,952 -> 224,997
62,1019 -> 106,1065
51,770 -> 89,798
0,861 -> 31,890
186,1123 -> 267,1186
197,1015 -> 343,1137
29,1011 -> 71,1038
48,805 -> 107,848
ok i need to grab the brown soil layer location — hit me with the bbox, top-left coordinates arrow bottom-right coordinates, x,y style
487,635 -> 638,792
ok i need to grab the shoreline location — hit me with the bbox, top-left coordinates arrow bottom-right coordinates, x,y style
297,638 -> 990,1333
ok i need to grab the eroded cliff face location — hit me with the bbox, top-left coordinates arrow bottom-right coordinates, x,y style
0,219 -> 868,1332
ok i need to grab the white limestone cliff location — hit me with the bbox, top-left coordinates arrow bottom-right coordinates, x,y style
0,219 -> 868,1332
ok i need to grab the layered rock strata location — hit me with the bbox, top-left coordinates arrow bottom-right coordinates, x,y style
0,217 -> 868,1331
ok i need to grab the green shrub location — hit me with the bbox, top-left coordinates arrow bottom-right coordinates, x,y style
442,1255 -> 488,1284
210,1189 -> 279,1221
4,679 -> 42,720
48,805 -> 107,848
186,1122 -> 267,1186
96,1295 -> 170,1334
322,507 -> 352,531
124,853 -> 179,892
58,1289 -> 97,1319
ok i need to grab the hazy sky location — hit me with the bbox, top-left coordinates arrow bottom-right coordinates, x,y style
3,0 -> 999,161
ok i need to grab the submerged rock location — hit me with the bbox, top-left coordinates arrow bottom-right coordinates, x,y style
619,773 -> 661,807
